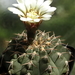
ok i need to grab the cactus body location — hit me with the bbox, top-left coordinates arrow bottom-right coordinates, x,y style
0,30 -> 70,75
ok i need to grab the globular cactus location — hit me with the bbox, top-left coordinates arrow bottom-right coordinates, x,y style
0,30 -> 70,75
0,0 -> 74,75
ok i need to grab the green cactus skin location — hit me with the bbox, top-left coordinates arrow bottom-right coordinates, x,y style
1,30 -> 70,75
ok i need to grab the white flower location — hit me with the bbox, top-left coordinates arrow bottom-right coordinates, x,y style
8,0 -> 56,23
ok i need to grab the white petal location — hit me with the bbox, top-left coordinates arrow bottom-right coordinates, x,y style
47,0 -> 53,5
34,19 -> 41,22
36,0 -> 52,10
42,17 -> 51,20
30,0 -> 36,9
13,4 -> 26,14
39,6 -> 50,14
8,7 -> 24,16
20,17 -> 32,21
37,0 -> 44,5
24,0 -> 31,12
20,17 -> 27,21
39,6 -> 56,15
42,14 -> 52,17
41,0 -> 52,6
27,18 -> 32,21
12,4 -> 18,7
36,0 -> 44,8
47,7 -> 56,12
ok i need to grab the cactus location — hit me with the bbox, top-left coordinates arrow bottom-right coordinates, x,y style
0,30 -> 70,75
0,0 -> 74,75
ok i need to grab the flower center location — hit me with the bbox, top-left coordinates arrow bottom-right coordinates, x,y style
27,10 -> 39,19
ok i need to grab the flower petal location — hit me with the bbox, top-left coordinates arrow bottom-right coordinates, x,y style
39,6 -> 50,15
36,0 -> 52,11
34,19 -> 41,22
12,4 -> 18,7
30,0 -> 37,9
42,14 -> 52,17
24,0 -> 31,12
42,0 -> 52,6
39,6 -> 56,15
42,17 -> 51,20
47,0 -> 53,4
47,7 -> 56,12
8,7 -> 24,16
36,0 -> 44,9
20,17 -> 32,21
13,4 -> 26,14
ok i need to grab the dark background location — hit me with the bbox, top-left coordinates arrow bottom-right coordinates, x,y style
0,0 -> 75,74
